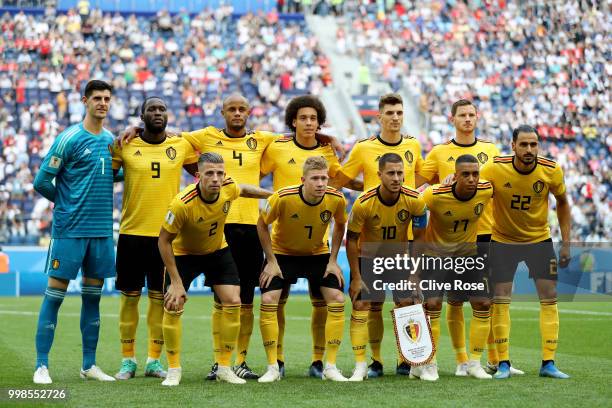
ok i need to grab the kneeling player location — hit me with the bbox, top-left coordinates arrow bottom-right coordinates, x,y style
414,154 -> 494,381
257,156 -> 348,382
346,153 -> 427,381
158,153 -> 271,386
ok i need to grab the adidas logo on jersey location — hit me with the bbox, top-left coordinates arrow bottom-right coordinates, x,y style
373,214 -> 380,220
216,140 -> 223,146
288,158 -> 296,164
291,213 -> 299,219
134,150 -> 142,156
197,217 -> 204,223
83,148 -> 92,155
447,156 -> 455,162
444,211 -> 453,216
504,182 -> 512,188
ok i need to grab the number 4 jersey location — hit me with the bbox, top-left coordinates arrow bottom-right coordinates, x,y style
112,135 -> 198,236
480,155 -> 566,243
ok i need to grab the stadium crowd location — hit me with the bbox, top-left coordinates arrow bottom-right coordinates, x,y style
0,7 -> 331,244
341,0 -> 611,242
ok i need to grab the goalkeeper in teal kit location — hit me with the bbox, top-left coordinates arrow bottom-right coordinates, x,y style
32,80 -> 118,384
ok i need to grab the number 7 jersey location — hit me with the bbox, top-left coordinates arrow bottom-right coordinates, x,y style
112,135 -> 198,236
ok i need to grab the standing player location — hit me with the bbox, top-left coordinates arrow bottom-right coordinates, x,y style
332,93 -> 424,377
345,153 -> 427,381
481,125 -> 571,379
158,153 -> 272,386
257,156 -> 348,383
415,99 -> 516,376
260,95 -> 352,378
413,154 -> 493,381
32,80 -> 116,383
111,97 -> 198,380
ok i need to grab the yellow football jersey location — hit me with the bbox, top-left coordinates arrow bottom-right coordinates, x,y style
340,135 -> 423,189
112,135 -> 198,236
419,138 -> 500,235
162,179 -> 240,255
422,182 -> 493,244
261,185 -> 347,256
348,186 -> 426,244
182,126 -> 278,225
480,156 -> 566,243
261,136 -> 342,191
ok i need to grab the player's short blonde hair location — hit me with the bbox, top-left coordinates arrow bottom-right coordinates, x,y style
303,156 -> 328,176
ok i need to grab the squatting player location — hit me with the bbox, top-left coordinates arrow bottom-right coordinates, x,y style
33,80 -> 117,384
332,93 -> 424,377
158,152 -> 272,386
346,153 -> 427,381
257,156 -> 348,383
415,99 -> 513,376
413,154 -> 493,381
111,96 -> 198,380
480,125 -> 571,379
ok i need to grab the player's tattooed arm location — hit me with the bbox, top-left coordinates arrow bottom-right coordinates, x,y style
118,126 -> 181,146
239,184 -> 273,199
158,227 -> 187,310
346,230 -> 367,302
315,132 -> 347,162
329,172 -> 363,191
555,191 -> 571,267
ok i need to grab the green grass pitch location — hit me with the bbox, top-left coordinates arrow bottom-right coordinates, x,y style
0,295 -> 610,407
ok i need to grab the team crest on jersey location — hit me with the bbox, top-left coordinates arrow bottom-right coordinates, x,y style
477,152 -> 488,164
320,210 -> 332,223
474,203 -> 484,216
166,146 -> 177,160
52,259 -> 60,270
397,209 -> 410,223
246,137 -> 258,151
222,201 -> 231,214
404,151 -> 414,164
533,180 -> 545,194
403,319 -> 421,343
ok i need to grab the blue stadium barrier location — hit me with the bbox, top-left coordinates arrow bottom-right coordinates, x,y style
2,246 -> 610,297
57,0 -> 276,14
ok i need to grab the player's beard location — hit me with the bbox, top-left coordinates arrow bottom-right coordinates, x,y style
227,121 -> 246,133
146,120 -> 167,134
518,153 -> 536,165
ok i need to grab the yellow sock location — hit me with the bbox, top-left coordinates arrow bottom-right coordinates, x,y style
260,304 -> 279,365
447,302 -> 468,364
325,303 -> 345,366
147,290 -> 164,360
219,304 -> 240,367
119,291 -> 140,358
350,309 -> 369,363
311,299 -> 327,362
492,297 -> 511,361
162,308 -> 183,369
540,299 -> 559,361
368,304 -> 384,363
487,303 -> 499,364
277,298 -> 287,362
211,301 -> 222,363
469,309 -> 490,361
236,304 -> 254,365
425,306 -> 442,351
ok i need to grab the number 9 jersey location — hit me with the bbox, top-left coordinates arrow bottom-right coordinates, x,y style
480,155 -> 566,243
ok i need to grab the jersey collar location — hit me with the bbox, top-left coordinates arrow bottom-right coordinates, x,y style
512,156 -> 538,175
377,134 -> 403,147
451,138 -> 478,147
293,137 -> 320,150
299,185 -> 324,206
222,128 -> 248,139
452,182 -> 477,202
376,186 -> 401,206
197,183 -> 220,204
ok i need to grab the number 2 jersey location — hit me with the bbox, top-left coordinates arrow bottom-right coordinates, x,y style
480,155 -> 566,243
40,123 -> 115,238
112,135 -> 198,236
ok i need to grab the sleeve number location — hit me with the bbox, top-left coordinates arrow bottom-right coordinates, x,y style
381,226 -> 397,240
304,225 -> 313,239
510,195 -> 531,210
453,219 -> 469,232
209,222 -> 218,237
151,162 -> 160,178
233,150 -> 243,166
